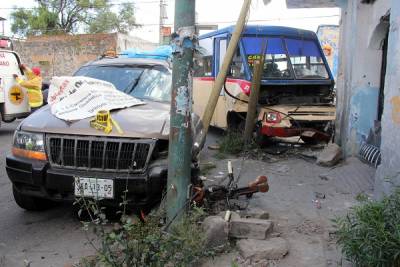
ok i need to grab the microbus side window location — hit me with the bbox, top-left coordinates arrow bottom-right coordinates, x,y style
228,46 -> 246,79
194,37 -> 213,77
285,38 -> 329,79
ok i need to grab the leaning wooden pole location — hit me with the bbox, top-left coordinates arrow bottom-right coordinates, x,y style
198,0 -> 252,144
243,56 -> 265,143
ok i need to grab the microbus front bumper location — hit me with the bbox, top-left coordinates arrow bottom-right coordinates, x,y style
257,105 -> 336,141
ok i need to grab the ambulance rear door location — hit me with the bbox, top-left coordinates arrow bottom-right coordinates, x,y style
0,50 -> 30,118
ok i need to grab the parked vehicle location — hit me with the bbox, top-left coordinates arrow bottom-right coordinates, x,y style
6,56 -> 203,211
193,26 -> 336,144
0,37 -> 31,123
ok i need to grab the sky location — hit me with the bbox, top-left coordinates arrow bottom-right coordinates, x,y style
0,0 -> 340,43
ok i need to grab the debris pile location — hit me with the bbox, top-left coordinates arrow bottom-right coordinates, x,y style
203,208 -> 289,265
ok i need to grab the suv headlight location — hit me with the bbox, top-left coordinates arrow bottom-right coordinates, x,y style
12,131 -> 47,161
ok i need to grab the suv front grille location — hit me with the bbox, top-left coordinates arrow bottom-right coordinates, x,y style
46,135 -> 155,172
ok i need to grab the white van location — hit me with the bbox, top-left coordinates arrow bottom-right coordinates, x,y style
0,43 -> 31,124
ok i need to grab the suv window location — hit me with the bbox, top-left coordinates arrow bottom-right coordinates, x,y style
75,65 -> 172,102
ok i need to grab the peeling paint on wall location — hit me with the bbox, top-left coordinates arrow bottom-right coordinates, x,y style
390,95 -> 400,124
349,86 -> 379,143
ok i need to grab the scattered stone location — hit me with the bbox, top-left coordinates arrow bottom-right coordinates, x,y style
218,210 -> 240,221
314,192 -> 326,199
270,232 -> 282,238
202,216 -> 228,248
239,207 -> 270,220
319,173 -> 330,180
208,144 -> 220,150
317,143 -> 342,167
294,219 -> 323,235
229,218 -> 273,240
237,238 -> 288,261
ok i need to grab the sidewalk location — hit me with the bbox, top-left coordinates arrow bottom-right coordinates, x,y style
200,130 -> 375,267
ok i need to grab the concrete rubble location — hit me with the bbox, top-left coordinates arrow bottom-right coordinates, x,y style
237,238 -> 289,261
316,143 -> 342,166
203,207 -> 289,263
218,210 -> 241,221
239,207 -> 270,219
202,216 -> 229,248
229,218 -> 274,240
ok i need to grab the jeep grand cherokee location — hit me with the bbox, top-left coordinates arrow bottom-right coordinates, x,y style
6,57 -> 203,211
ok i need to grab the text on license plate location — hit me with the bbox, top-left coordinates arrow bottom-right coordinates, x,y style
74,177 -> 114,199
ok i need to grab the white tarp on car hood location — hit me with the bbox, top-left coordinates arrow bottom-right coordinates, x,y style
47,76 -> 145,121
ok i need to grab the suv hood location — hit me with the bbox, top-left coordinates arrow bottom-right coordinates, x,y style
20,101 -> 171,139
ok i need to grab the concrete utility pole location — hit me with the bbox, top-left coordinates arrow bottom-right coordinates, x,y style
166,0 -> 196,224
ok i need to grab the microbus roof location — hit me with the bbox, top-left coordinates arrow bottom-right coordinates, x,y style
199,25 -> 318,40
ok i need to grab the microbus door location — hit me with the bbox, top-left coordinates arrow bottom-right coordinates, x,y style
212,37 -> 229,128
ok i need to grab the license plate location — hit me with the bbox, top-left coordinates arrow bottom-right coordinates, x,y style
74,177 -> 114,199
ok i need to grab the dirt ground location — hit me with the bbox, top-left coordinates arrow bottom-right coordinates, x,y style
0,123 -> 375,266
200,129 -> 375,267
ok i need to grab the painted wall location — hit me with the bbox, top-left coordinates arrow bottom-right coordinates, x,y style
374,0 -> 400,197
335,0 -> 388,155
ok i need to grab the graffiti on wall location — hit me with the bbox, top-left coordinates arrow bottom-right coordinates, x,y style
317,25 -> 340,82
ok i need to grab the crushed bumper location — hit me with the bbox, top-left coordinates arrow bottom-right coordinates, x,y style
259,125 -> 331,142
6,155 -> 168,207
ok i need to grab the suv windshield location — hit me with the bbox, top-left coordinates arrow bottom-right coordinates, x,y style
74,65 -> 172,102
242,36 -> 329,80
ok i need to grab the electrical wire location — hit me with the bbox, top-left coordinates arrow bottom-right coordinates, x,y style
223,81 -> 304,143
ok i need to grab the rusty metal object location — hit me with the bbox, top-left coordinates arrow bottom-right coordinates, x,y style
192,162 -> 270,209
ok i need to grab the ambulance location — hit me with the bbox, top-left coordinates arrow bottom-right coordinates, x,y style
0,37 -> 31,124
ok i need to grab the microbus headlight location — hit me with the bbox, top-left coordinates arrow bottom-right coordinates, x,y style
12,131 -> 47,161
266,112 -> 281,123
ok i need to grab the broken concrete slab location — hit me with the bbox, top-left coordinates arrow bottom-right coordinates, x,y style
237,238 -> 288,261
229,218 -> 273,240
239,207 -> 270,220
317,143 -> 342,166
218,210 -> 240,221
202,216 -> 228,248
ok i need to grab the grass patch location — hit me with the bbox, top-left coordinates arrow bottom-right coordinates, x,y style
215,131 -> 259,158
200,162 -> 217,175
77,201 -> 215,267
218,131 -> 245,155
334,189 -> 400,267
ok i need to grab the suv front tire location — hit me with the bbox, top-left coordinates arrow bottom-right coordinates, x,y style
13,185 -> 56,211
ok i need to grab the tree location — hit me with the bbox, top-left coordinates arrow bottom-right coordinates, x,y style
10,0 -> 139,37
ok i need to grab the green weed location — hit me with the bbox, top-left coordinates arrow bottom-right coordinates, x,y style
334,189 -> 400,267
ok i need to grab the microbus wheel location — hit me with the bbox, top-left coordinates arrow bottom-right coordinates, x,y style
255,126 -> 272,147
12,185 -> 56,211
300,136 -> 319,145
227,112 -> 246,132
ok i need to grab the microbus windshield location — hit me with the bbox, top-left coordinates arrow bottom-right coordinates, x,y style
241,36 -> 329,80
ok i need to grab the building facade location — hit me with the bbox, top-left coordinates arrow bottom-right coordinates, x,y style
13,33 -> 156,82
287,0 -> 399,197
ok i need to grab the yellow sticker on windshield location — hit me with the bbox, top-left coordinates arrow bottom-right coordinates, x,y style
9,85 -> 24,105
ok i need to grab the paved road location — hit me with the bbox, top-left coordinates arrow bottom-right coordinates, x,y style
0,121 -> 91,267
